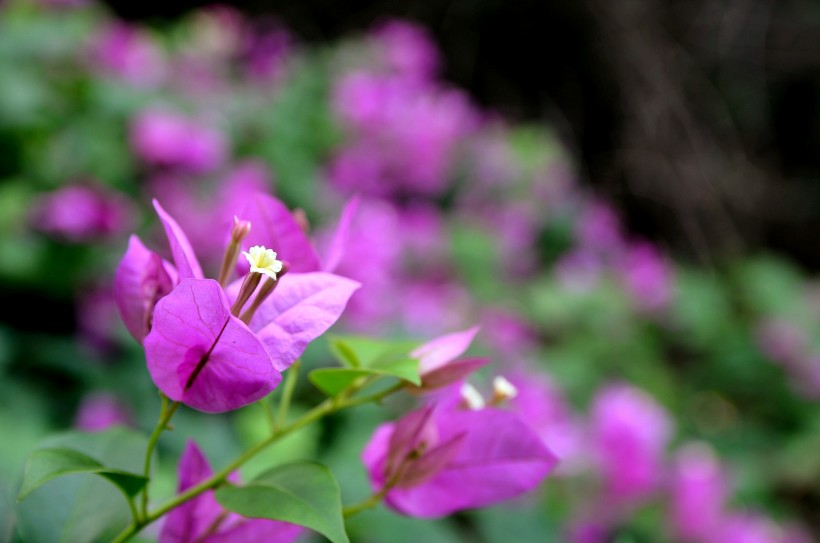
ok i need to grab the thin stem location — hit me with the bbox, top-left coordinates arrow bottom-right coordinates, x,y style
259,397 -> 276,434
276,359 -> 301,428
342,488 -> 388,518
141,397 -> 180,517
112,379 -> 406,543
124,494 -> 140,525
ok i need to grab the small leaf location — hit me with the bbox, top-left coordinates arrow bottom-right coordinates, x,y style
17,447 -> 148,501
328,336 -> 418,369
309,357 -> 420,397
328,338 -> 361,368
216,461 -> 349,543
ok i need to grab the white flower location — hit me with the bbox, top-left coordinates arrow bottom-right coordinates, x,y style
242,245 -> 284,280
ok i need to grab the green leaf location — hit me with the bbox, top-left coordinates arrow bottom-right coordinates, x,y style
216,461 -> 349,543
17,447 -> 148,501
310,360 -> 418,397
15,428 -> 149,543
328,336 -> 418,369
312,336 -> 421,396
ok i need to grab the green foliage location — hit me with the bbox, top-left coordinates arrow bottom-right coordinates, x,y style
14,429 -> 149,543
17,447 -> 147,501
309,336 -> 421,396
216,462 -> 349,543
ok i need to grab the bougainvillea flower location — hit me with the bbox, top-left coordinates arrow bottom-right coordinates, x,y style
161,441 -> 302,543
234,272 -> 361,372
31,184 -> 133,242
73,392 -> 132,432
362,401 -> 557,517
408,326 -> 489,390
144,279 -> 281,413
116,199 -> 359,411
670,443 -> 729,542
130,109 -> 226,173
237,193 -> 321,274
590,383 -> 672,504
114,235 -> 176,343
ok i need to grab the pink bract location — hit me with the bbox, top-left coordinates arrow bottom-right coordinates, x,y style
144,279 -> 281,413
160,442 -> 302,543
362,403 -> 557,517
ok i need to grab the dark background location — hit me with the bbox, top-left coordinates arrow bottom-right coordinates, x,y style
105,0 -> 820,269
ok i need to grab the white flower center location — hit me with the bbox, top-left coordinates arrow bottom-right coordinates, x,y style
243,245 -> 284,280
492,376 -> 518,402
460,383 -> 486,410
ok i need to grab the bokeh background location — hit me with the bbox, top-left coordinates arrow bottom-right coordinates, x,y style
2,0 -> 820,541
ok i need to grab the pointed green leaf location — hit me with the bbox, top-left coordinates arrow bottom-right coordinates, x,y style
216,461 -> 349,543
17,447 -> 148,501
315,336 -> 421,396
309,357 -> 420,397
328,336 -> 418,368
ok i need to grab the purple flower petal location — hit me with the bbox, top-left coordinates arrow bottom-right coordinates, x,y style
153,199 -> 204,281
321,195 -> 360,273
239,193 -> 321,273
414,357 -> 491,391
364,406 -> 557,518
245,273 -> 360,372
160,442 -> 222,543
161,442 -> 302,543
204,520 -> 303,543
114,234 -> 175,343
145,279 -> 280,413
411,326 -> 480,375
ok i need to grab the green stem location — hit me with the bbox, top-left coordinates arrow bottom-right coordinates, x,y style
112,380 -> 405,543
259,397 -> 276,434
342,488 -> 387,518
141,397 -> 180,517
276,359 -> 301,428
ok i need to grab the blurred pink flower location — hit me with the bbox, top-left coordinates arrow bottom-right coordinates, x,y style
576,201 -> 625,255
371,19 -> 440,80
590,383 -> 672,505
670,443 -> 729,542
331,72 -> 476,198
74,392 -> 132,432
619,242 -> 675,313
31,184 -> 133,242
130,109 -> 226,173
91,22 -> 167,87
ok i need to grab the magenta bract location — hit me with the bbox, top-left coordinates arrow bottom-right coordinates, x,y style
160,442 -> 302,543
362,403 -> 557,518
238,193 -> 321,274
114,235 -> 175,343
408,326 -> 489,390
145,279 -> 281,413
235,272 -> 361,372
153,199 -> 204,281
